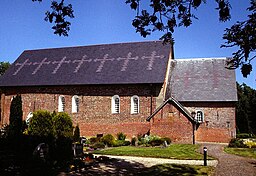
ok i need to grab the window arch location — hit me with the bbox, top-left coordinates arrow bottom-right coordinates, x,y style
131,95 -> 139,114
58,95 -> 65,112
195,110 -> 204,123
111,95 -> 120,114
72,95 -> 79,113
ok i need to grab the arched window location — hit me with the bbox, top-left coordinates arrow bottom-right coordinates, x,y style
58,95 -> 65,112
26,112 -> 33,125
195,110 -> 204,123
131,95 -> 139,114
72,95 -> 79,113
111,95 -> 120,114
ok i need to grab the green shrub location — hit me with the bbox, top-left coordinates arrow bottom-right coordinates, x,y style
117,132 -> 126,140
131,137 -> 137,146
137,133 -> 143,142
149,138 -> 164,146
9,95 -> 23,137
228,138 -> 247,148
161,137 -> 172,145
101,134 -> 115,147
90,137 -> 100,144
73,125 -> 80,143
28,110 -> 54,137
92,142 -> 105,149
52,112 -> 73,139
113,140 -> 131,147
236,133 -> 255,139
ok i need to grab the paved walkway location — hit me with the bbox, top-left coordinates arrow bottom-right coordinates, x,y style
62,144 -> 256,175
201,143 -> 256,176
94,154 -> 218,167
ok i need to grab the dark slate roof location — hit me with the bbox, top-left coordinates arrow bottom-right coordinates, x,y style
0,41 -> 171,87
167,58 -> 237,102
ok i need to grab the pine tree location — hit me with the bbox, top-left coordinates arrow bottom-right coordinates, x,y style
9,94 -> 23,137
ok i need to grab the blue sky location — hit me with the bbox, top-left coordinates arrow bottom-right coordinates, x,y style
0,0 -> 255,88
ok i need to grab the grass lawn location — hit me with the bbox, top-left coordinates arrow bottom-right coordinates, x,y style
141,164 -> 214,176
92,144 -> 207,160
224,147 -> 256,159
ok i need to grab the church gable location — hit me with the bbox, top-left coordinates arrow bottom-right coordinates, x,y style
0,41 -> 171,87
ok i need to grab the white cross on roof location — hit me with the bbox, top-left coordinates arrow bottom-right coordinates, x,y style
32,58 -> 51,75
13,59 -> 32,75
117,52 -> 139,72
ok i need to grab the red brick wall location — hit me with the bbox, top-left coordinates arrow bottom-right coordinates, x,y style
150,104 -> 193,143
0,86 -> 236,143
182,102 -> 236,143
0,84 -> 159,139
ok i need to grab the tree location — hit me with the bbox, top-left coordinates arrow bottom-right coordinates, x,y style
32,0 -> 255,77
52,112 -> 73,138
28,110 -> 74,139
0,62 -> 10,76
222,1 -> 256,77
28,110 -> 54,137
73,125 -> 80,143
9,95 -> 23,137
236,82 -> 256,134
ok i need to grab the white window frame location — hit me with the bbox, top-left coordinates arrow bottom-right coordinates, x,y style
111,95 -> 120,114
58,95 -> 65,112
72,95 -> 79,113
131,95 -> 139,114
195,110 -> 204,123
26,112 -> 33,125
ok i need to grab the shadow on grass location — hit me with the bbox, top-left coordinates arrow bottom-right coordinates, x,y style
141,164 -> 211,176
64,157 -> 212,176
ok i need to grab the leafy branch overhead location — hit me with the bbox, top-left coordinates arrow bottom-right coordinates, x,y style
222,1 -> 256,77
33,0 -> 74,36
125,0 -> 231,44
33,0 -> 255,77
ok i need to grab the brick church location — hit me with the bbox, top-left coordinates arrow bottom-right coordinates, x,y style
0,41 -> 237,143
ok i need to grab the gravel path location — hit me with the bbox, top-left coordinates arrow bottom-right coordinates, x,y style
201,143 -> 256,176
61,143 -> 256,175
94,154 -> 218,167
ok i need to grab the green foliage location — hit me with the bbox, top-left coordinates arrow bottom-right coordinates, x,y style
89,137 -> 100,144
228,138 -> 247,148
101,134 -> 115,147
149,138 -> 164,147
236,133 -> 255,139
126,0 -> 231,43
161,137 -> 172,145
224,147 -> 256,159
236,83 -> 256,134
28,110 -> 54,137
0,61 -> 10,76
92,142 -> 105,149
33,0 -> 74,36
113,140 -> 131,147
52,112 -> 73,138
136,135 -> 171,147
73,125 -> 80,143
222,1 -> 256,77
28,110 -> 73,139
8,95 -> 23,137
131,137 -> 137,146
117,132 -> 126,140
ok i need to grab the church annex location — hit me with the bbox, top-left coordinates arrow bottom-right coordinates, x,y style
0,41 -> 237,143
